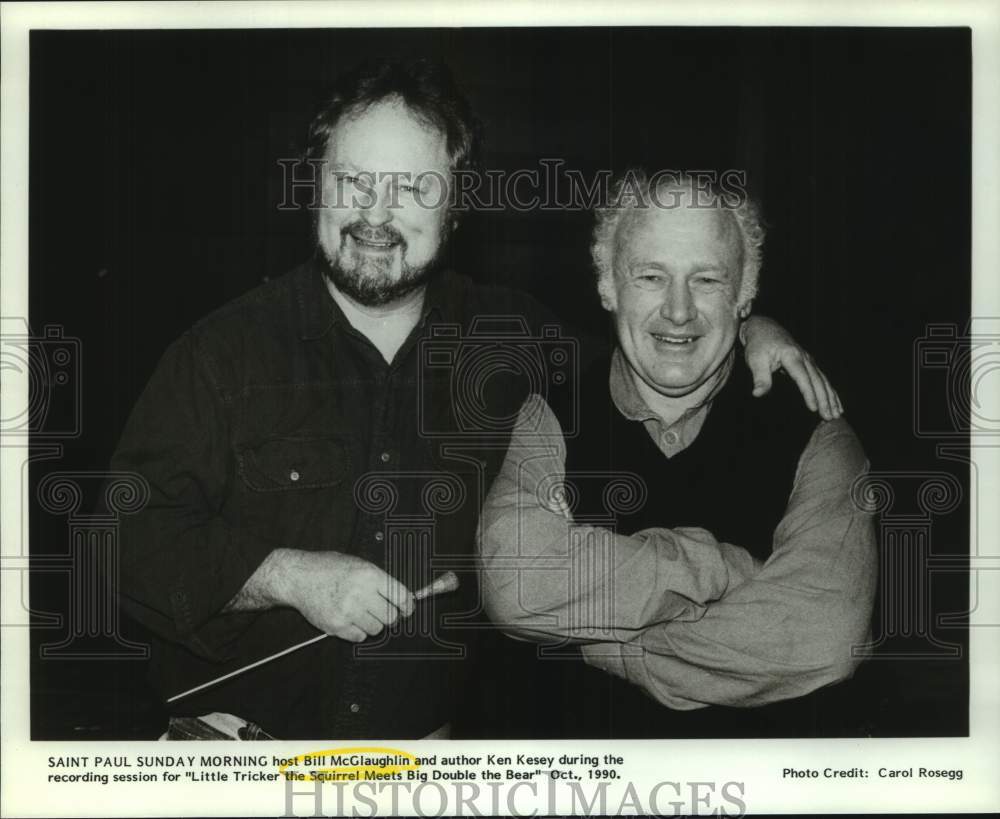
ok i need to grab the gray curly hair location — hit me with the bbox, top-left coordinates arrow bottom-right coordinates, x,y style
591,170 -> 765,311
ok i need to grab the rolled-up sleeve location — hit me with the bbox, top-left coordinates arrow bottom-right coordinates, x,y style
112,332 -> 274,661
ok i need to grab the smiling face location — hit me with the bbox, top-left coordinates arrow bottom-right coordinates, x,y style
610,191 -> 745,406
315,98 -> 453,306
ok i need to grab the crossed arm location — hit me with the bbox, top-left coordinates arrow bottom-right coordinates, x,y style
477,395 -> 877,709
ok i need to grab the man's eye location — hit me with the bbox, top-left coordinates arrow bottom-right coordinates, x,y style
695,276 -> 722,285
399,184 -> 417,194
632,274 -> 665,289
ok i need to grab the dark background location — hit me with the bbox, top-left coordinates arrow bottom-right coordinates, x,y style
28,27 -> 970,738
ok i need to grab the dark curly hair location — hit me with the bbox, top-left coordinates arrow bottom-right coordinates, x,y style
305,56 -> 483,175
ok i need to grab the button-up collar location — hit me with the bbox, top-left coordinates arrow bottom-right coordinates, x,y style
608,346 -> 735,457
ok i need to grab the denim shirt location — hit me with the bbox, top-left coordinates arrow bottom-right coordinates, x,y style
112,257 -> 567,738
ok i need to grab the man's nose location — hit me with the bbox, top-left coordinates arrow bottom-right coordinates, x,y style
360,183 -> 392,227
660,280 -> 697,324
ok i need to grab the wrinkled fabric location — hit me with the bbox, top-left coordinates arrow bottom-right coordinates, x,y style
479,383 -> 877,710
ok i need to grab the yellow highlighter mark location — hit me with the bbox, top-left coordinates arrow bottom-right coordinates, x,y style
277,747 -> 420,782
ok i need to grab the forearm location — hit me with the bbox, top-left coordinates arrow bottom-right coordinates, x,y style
222,548 -> 302,612
584,419 -> 877,709
481,514 -> 748,642
584,515 -> 874,708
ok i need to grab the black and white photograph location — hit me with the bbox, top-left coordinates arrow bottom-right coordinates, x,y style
2,2 -> 998,816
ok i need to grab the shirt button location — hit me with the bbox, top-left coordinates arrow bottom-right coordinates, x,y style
374,531 -> 385,542
663,431 -> 678,446
289,469 -> 300,482
349,703 -> 360,713
380,452 -> 391,463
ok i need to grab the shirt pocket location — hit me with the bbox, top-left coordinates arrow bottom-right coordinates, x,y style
237,436 -> 350,491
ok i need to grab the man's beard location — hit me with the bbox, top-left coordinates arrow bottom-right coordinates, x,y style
317,220 -> 451,307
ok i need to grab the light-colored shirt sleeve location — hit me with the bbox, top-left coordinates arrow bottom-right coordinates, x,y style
477,393 -> 876,710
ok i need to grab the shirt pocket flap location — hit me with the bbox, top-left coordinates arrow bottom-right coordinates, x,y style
239,437 -> 349,491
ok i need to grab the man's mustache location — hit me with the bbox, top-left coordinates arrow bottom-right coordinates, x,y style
343,223 -> 406,247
